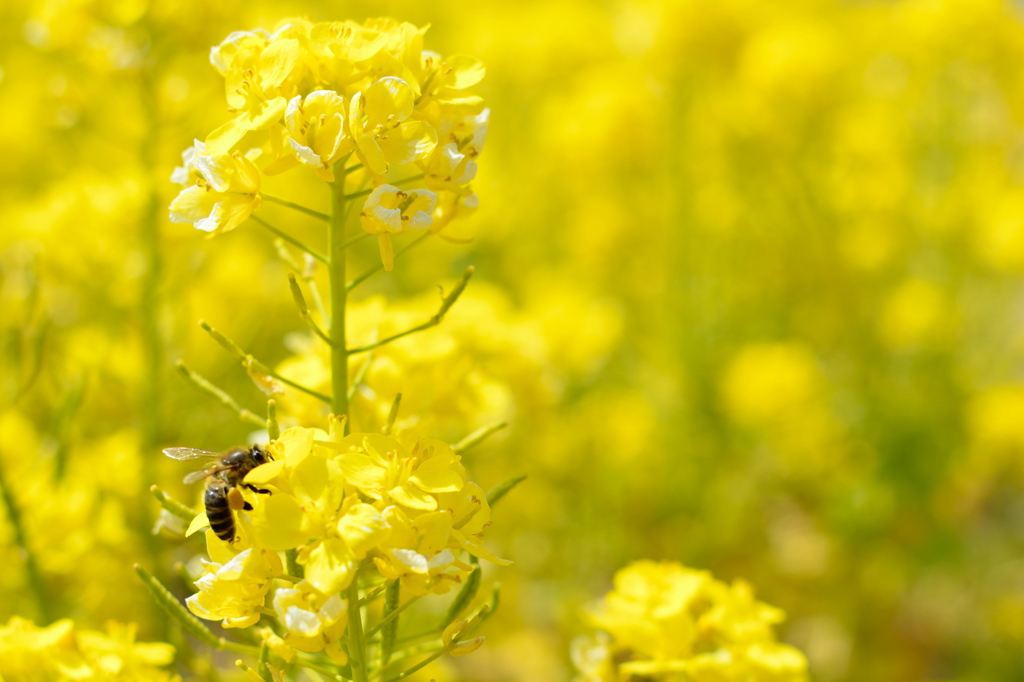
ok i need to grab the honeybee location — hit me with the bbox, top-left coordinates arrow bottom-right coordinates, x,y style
163,445 -> 273,543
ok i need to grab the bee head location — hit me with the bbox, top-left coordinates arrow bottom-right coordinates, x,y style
251,444 -> 271,466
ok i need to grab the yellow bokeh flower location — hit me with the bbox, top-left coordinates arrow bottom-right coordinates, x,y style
0,616 -> 178,681
580,560 -> 808,681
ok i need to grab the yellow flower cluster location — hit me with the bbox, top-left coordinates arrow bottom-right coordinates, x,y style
183,426 -> 508,661
574,561 -> 807,682
0,616 -> 177,682
169,17 -> 487,270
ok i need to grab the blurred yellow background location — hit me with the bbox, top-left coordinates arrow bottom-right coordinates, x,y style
3,0 -> 1024,680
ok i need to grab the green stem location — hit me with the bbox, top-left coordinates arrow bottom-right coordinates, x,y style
135,564 -> 259,655
175,362 -> 265,427
150,485 -> 198,522
261,193 -> 330,222
346,580 -> 369,682
453,421 -> 508,453
0,459 -> 49,621
257,641 -> 272,682
347,353 -> 374,402
347,233 -> 432,292
380,647 -> 447,682
330,169 -> 350,425
366,595 -> 421,637
252,215 -> 328,264
343,173 -> 425,201
347,267 -> 473,355
259,364 -> 332,403
285,549 -> 304,579
295,656 -> 349,681
359,582 -> 390,606
339,231 -> 373,250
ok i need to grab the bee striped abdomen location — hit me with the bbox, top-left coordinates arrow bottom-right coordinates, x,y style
205,483 -> 235,543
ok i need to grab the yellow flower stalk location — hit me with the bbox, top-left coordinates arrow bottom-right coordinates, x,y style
151,15 -> 506,682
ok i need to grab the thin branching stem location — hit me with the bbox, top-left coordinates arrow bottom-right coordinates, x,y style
330,164 -> 350,425
343,173 -> 425,201
175,362 -> 265,426
150,485 -> 198,522
453,420 -> 508,453
346,581 -> 369,682
366,595 -> 422,638
346,233 -> 432,291
261,193 -> 331,222
252,215 -> 328,264
348,267 -> 474,356
0,460 -> 48,621
347,353 -> 374,402
198,321 -> 333,404
340,231 -> 373,250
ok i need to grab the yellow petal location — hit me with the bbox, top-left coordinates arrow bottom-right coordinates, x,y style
303,539 -> 356,595
450,528 -> 512,566
186,512 -> 210,537
205,119 -> 248,155
325,641 -> 349,666
338,452 -> 384,491
410,510 -> 452,556
130,642 -> 176,666
245,459 -> 285,485
251,494 -> 307,551
378,234 -> 394,271
240,97 -> 288,131
337,504 -> 391,556
279,427 -> 315,467
442,618 -> 467,646
258,38 -> 301,89
444,55 -> 486,90
389,483 -> 437,511
409,469 -> 463,493
450,636 -> 484,657
364,77 -> 414,125
290,449 -> 329,506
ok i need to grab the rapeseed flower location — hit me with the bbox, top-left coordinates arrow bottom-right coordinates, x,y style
272,581 -> 350,664
579,560 -> 808,681
0,616 -> 178,681
186,521 -> 283,628
331,433 -> 464,511
359,185 -> 438,270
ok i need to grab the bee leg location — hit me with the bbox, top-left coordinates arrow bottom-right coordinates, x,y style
246,484 -> 272,495
243,501 -> 253,511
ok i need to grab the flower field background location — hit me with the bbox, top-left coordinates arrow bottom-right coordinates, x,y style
3,0 -> 1024,680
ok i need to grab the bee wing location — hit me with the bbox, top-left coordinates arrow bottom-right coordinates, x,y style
163,447 -> 221,461
182,466 -> 225,485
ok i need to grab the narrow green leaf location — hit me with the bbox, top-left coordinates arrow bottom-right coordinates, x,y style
150,485 -> 197,522
485,474 -> 527,507
381,580 -> 401,665
135,564 -> 221,650
440,566 -> 480,630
